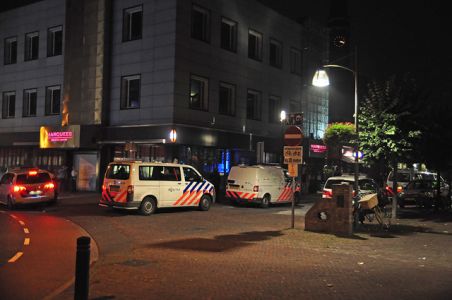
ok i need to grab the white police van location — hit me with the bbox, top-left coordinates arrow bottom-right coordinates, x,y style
99,161 -> 215,215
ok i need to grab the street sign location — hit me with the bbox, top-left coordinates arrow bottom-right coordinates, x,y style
284,146 -> 303,164
288,163 -> 298,177
284,126 -> 303,146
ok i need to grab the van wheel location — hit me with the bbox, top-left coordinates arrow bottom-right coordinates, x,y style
261,195 -> 270,208
199,195 -> 211,211
6,196 -> 15,210
140,197 -> 156,215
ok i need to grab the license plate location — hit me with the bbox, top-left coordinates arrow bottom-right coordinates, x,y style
109,185 -> 120,192
29,190 -> 42,195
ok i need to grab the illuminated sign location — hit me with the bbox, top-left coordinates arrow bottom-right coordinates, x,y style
310,144 -> 327,153
40,125 -> 80,148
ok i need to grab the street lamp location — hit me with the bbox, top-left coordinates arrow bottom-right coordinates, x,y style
312,49 -> 359,194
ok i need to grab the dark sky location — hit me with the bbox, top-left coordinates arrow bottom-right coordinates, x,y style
2,0 -> 451,86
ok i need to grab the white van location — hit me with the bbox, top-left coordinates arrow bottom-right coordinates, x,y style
225,165 -> 300,208
99,161 -> 215,215
386,169 -> 445,194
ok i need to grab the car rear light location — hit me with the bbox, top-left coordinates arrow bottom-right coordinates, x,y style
13,185 -> 26,192
28,170 -> 38,176
44,182 -> 55,189
102,184 -> 106,190
322,190 -> 332,199
397,186 -> 403,193
253,185 -> 259,192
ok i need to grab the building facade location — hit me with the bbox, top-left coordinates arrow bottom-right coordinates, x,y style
0,0 -> 328,191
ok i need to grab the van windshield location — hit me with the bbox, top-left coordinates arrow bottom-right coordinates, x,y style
106,164 -> 130,180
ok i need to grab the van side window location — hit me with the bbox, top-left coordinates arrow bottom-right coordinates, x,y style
162,167 -> 180,181
139,166 -> 157,180
183,167 -> 202,182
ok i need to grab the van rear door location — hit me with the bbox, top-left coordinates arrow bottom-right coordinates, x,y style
103,164 -> 131,203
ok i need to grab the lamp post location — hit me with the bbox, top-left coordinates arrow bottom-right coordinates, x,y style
312,49 -> 359,194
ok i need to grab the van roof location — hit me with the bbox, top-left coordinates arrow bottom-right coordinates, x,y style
108,161 -> 193,168
232,165 -> 283,169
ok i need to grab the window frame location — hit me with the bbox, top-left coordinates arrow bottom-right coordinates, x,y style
4,36 -> 17,65
24,31 -> 39,61
218,81 -> 236,116
248,29 -> 263,61
22,88 -> 38,117
189,74 -> 209,111
246,89 -> 262,121
268,95 -> 281,123
191,4 -> 210,43
220,16 -> 237,52
269,38 -> 283,68
45,85 -> 61,115
120,74 -> 141,110
122,5 -> 143,42
47,25 -> 63,57
2,91 -> 16,119
290,47 -> 302,75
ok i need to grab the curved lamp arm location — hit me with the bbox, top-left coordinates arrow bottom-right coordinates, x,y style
322,64 -> 355,74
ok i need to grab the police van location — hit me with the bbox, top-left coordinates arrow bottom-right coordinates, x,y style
99,161 -> 215,215
225,165 -> 300,208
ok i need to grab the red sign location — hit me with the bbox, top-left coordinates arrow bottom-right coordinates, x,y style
48,131 -> 73,142
284,126 -> 303,146
310,144 -> 327,153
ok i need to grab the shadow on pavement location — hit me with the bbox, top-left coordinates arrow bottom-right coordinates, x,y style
398,208 -> 452,223
148,230 -> 283,253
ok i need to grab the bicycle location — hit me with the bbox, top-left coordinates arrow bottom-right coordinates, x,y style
354,193 -> 391,230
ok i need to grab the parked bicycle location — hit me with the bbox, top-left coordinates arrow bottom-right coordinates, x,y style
353,192 -> 391,230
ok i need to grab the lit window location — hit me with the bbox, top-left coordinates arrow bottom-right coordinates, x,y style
2,91 -> 16,119
4,36 -> 17,65
189,75 -> 209,111
221,17 -> 237,52
23,88 -> 37,117
191,5 -> 210,42
25,32 -> 39,61
45,85 -> 61,115
268,96 -> 281,123
269,39 -> 282,68
219,82 -> 235,116
290,48 -> 302,74
246,89 -> 261,120
47,26 -> 63,57
121,75 -> 141,109
123,6 -> 143,42
248,29 -> 262,61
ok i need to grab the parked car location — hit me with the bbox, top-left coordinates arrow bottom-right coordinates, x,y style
225,165 -> 301,208
0,168 -> 57,209
386,169 -> 447,195
322,174 -> 387,205
399,179 -> 449,208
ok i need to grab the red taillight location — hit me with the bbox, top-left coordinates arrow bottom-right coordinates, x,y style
397,186 -> 403,193
102,184 -> 106,190
13,185 -> 26,192
253,185 -> 259,192
44,182 -> 55,189
127,185 -> 134,194
322,190 -> 333,199
28,170 -> 38,176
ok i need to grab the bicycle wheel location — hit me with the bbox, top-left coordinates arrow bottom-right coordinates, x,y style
374,206 -> 391,230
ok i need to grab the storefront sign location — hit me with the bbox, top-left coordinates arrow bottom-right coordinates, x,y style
40,125 -> 80,148
310,144 -> 327,153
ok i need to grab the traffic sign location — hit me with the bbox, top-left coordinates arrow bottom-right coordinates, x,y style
284,126 -> 303,146
284,146 -> 303,164
288,163 -> 298,177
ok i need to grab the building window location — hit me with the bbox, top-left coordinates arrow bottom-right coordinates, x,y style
221,17 -> 237,52
269,39 -> 282,68
4,36 -> 17,65
120,75 -> 141,109
290,99 -> 300,113
123,5 -> 143,42
25,32 -> 39,61
219,82 -> 235,116
23,89 -> 37,117
268,96 -> 281,123
189,75 -> 209,111
45,85 -> 61,115
2,91 -> 15,119
248,29 -> 263,61
246,89 -> 261,120
290,48 -> 302,74
191,5 -> 210,42
47,26 -> 63,57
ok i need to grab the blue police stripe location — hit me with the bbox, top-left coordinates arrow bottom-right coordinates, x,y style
189,182 -> 202,193
184,181 -> 195,193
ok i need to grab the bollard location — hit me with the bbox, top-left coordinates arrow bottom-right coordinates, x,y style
74,236 -> 90,300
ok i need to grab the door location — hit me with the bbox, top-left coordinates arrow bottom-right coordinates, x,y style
74,152 -> 98,192
158,166 -> 183,207
180,167 -> 204,206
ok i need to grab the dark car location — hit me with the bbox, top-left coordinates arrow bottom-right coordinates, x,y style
399,179 -> 448,208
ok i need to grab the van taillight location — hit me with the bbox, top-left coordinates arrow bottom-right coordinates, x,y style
322,190 -> 333,199
253,185 -> 259,192
127,185 -> 134,194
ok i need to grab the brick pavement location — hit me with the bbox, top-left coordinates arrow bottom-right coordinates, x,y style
53,193 -> 452,300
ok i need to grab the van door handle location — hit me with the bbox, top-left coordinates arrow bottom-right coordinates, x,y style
177,182 -> 182,185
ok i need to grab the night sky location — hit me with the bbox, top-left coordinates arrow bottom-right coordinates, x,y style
2,0 -> 451,87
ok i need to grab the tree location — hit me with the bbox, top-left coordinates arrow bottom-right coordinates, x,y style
358,75 -> 422,186
323,122 -> 355,175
